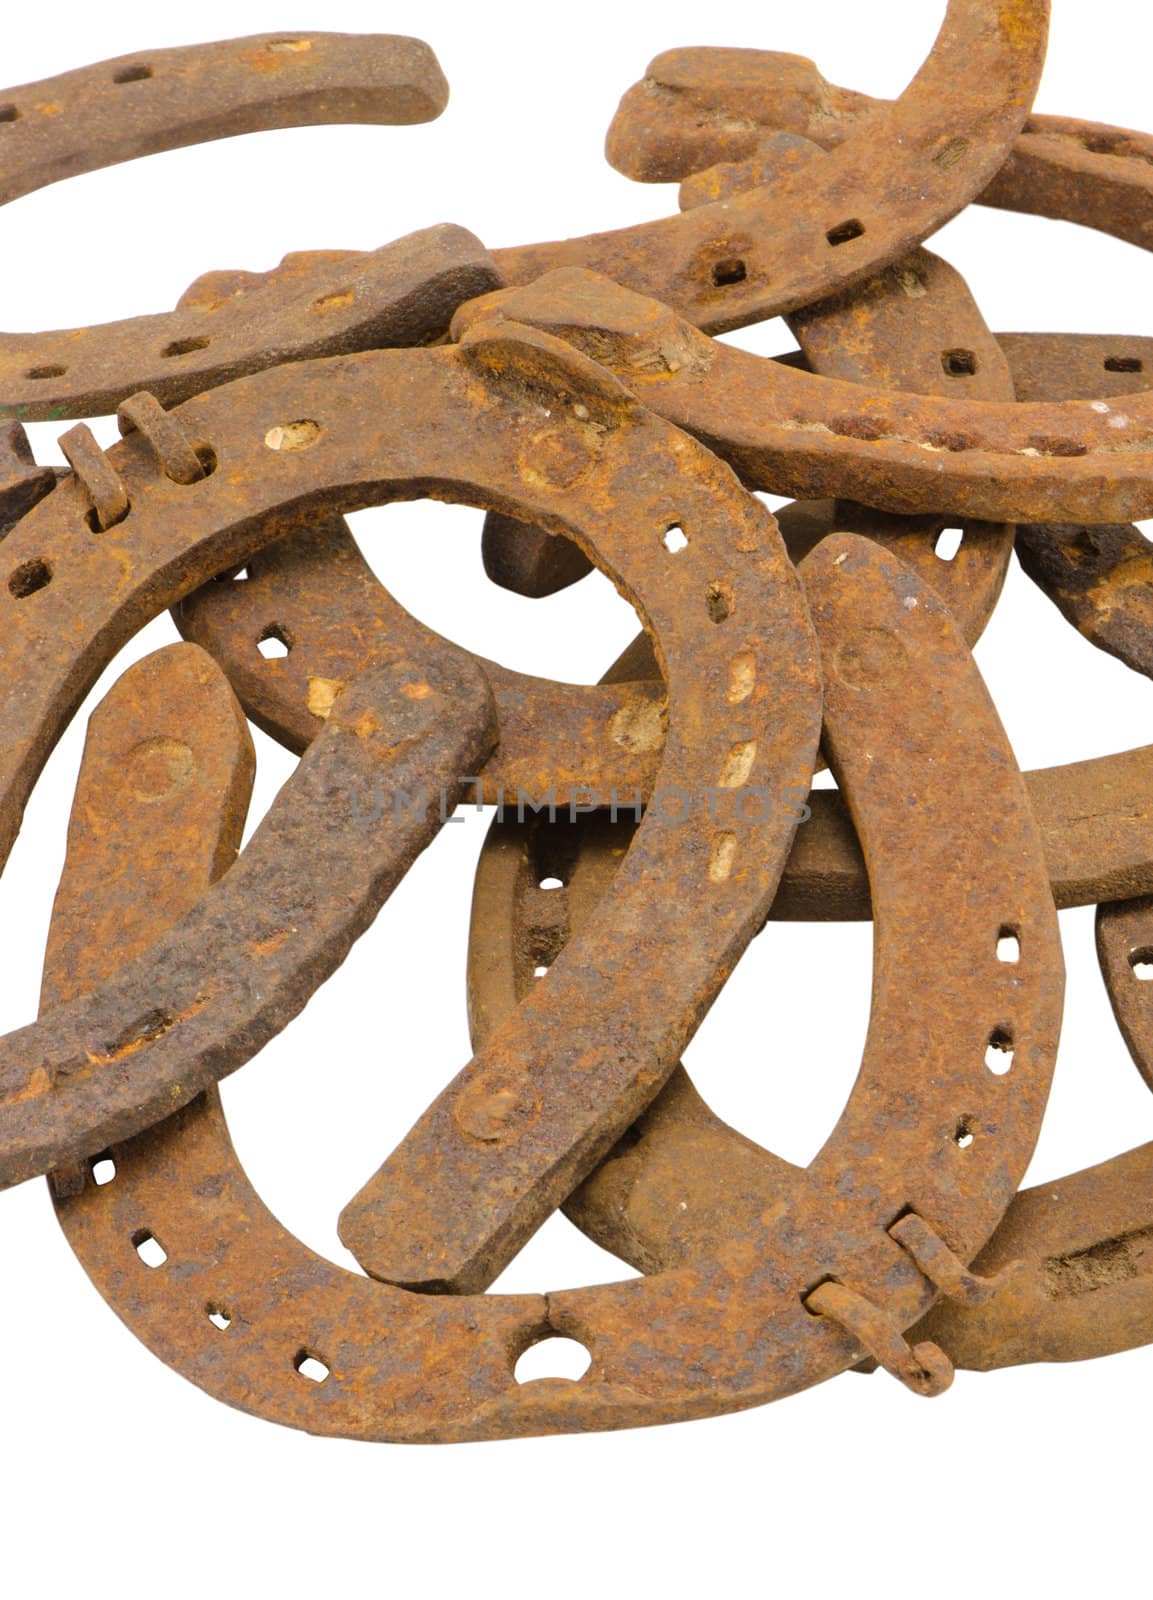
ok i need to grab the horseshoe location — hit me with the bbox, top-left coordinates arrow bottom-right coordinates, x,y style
0,626 -> 497,1188
53,535 -> 1060,1440
604,45 -> 1153,258
0,1 -> 1047,421
489,0 -> 1048,333
484,234 -> 1017,628
0,33 -> 483,421
1015,523 -> 1153,680
906,899 -> 1153,1369
0,326 -> 823,1269
451,273 -> 1153,525
175,513 -> 1153,917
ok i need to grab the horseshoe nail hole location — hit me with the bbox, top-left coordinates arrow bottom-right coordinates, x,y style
206,1303 -> 233,1332
214,565 -> 250,584
25,365 -> 66,380
954,1118 -> 976,1150
294,1350 -> 329,1384
663,523 -> 689,554
0,105 -> 20,122
935,526 -> 964,562
942,349 -> 978,378
985,1028 -> 1015,1076
265,420 -> 322,452
706,582 -> 735,624
8,558 -> 53,598
514,1336 -> 591,1384
539,877 -> 564,891
257,625 -> 292,660
533,965 -> 550,979
162,336 -> 211,359
826,219 -> 865,248
1105,356 -> 1144,374
712,258 -> 747,288
1129,947 -> 1153,980
997,927 -> 1021,964
132,1230 -> 167,1268
193,443 -> 218,477
113,64 -> 153,83
90,1154 -> 116,1187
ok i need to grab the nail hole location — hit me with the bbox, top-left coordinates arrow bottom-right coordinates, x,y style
942,349 -> 978,378
826,219 -> 865,247
997,927 -> 1021,964
113,64 -> 153,83
539,877 -> 564,891
294,1349 -> 329,1384
90,1154 -> 116,1187
1024,437 -> 1089,459
257,625 -> 292,660
193,443 -> 218,477
1130,947 -> 1153,980
514,1336 -> 591,1384
206,1303 -> 233,1331
954,1118 -> 975,1150
706,581 -> 734,624
265,420 -> 323,452
985,1027 -> 1015,1076
268,38 -> 313,52
925,430 -> 975,453
663,523 -> 689,554
935,526 -> 964,562
0,105 -> 20,123
25,365 -> 66,381
8,558 -> 53,598
533,965 -> 550,979
1105,356 -> 1144,374
711,258 -> 747,287
162,336 -> 211,359
132,1230 -> 167,1268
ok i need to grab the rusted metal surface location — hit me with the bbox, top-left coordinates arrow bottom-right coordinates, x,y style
453,273 -> 1153,524
483,230 -> 1017,635
0,421 -> 57,532
50,536 -> 1061,1440
0,329 -> 823,1253
0,634 -> 496,1189
0,32 -> 448,209
1097,897 -> 1153,1097
490,0 -> 1048,335
176,515 -> 1153,916
1015,523 -> 1153,679
350,534 -> 1061,1298
482,326 -> 1153,606
606,45 -> 1153,258
0,224 -> 499,420
465,536 -> 1068,1288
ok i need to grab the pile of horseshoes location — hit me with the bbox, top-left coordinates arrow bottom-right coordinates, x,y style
3,8 -> 1153,1443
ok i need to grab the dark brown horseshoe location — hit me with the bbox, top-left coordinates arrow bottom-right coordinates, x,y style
451,275 -> 1153,525
0,632 -> 497,1188
51,537 -> 1059,1441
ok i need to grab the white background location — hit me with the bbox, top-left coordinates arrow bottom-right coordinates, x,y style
2,3 -> 1151,1595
